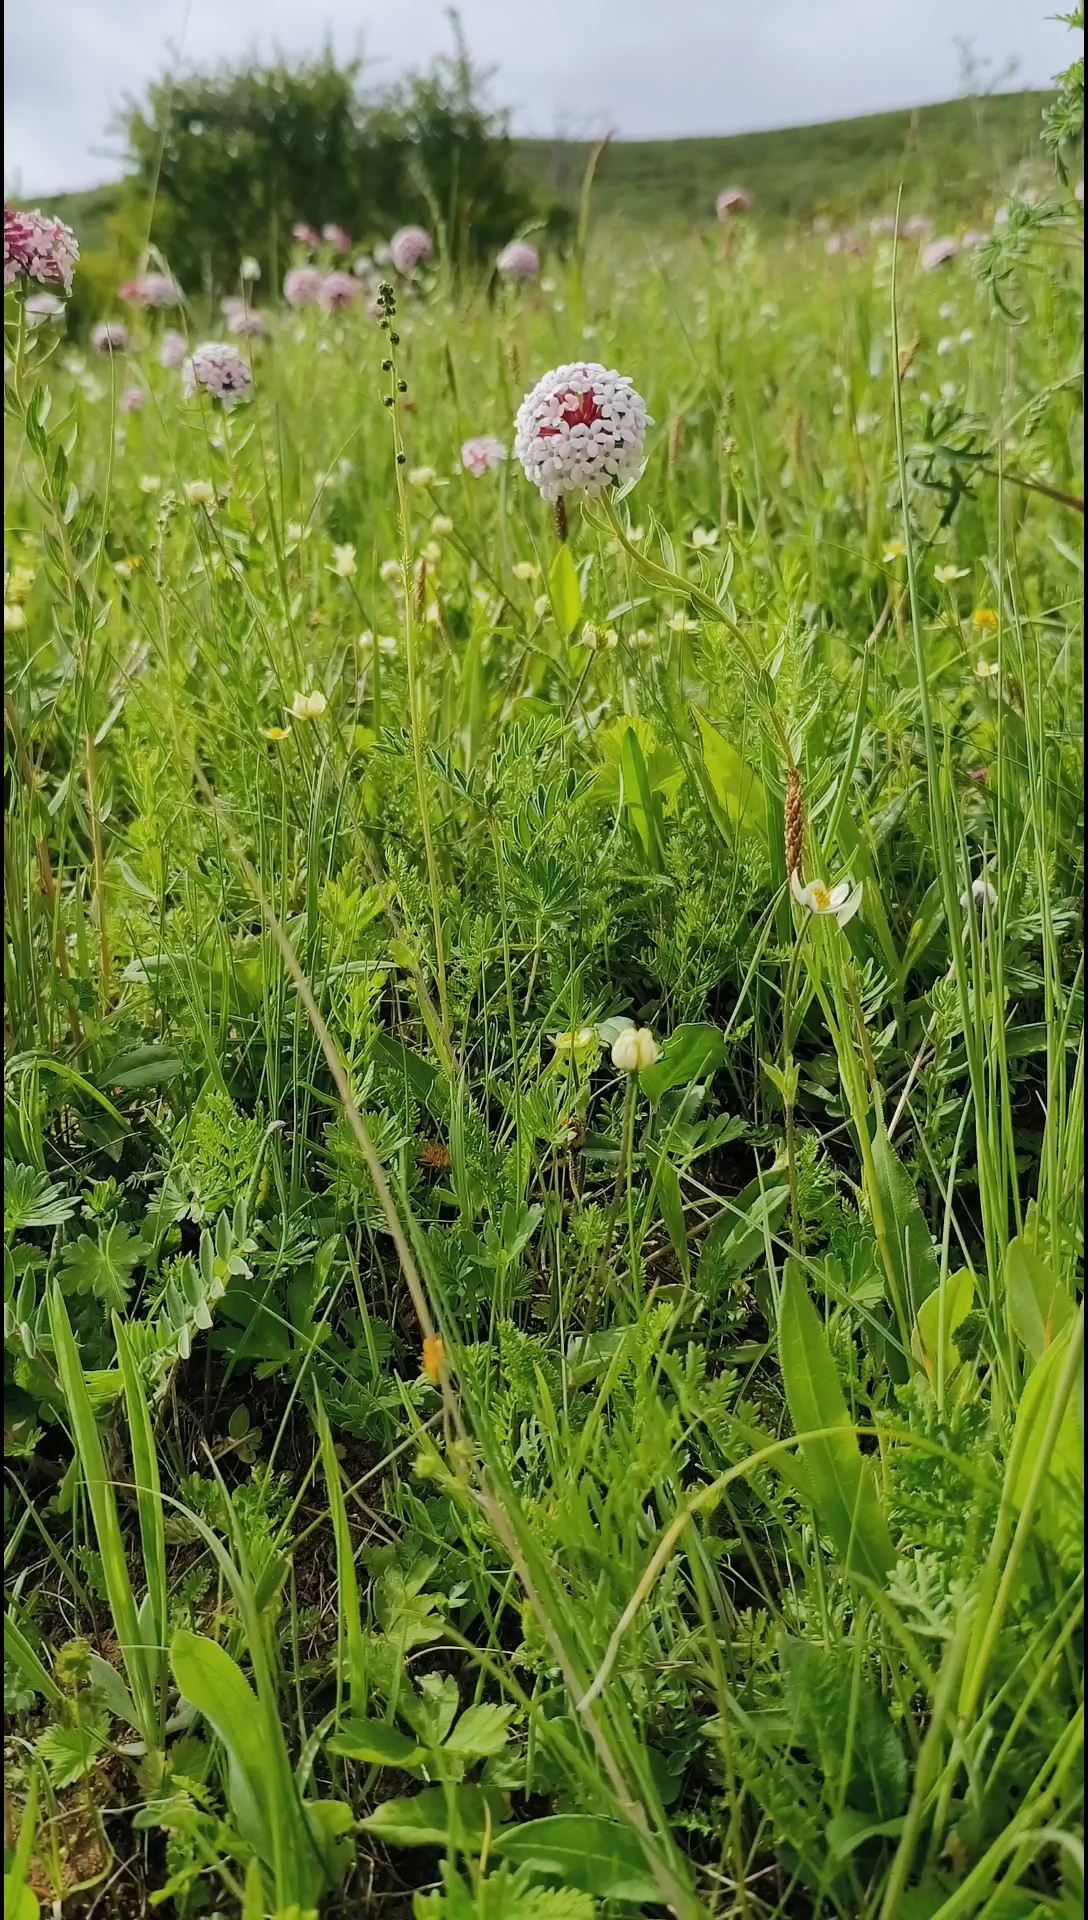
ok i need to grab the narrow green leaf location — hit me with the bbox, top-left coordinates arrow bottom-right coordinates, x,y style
651,1154 -> 690,1282
870,1122 -> 939,1323
314,1388 -> 367,1713
778,1262 -> 894,1584
913,1269 -> 974,1381
170,1629 -> 272,1859
48,1285 -> 157,1744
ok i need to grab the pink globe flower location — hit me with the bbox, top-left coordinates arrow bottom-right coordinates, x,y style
1075,179 -> 1084,207
902,214 -> 933,240
159,329 -> 187,368
461,435 -> 507,476
514,361 -> 652,502
921,236 -> 959,271
322,223 -> 351,252
318,271 -> 360,312
496,240 -> 540,281
222,298 -> 267,337
4,206 -> 80,295
92,321 -> 130,354
120,271 -> 182,308
716,187 -> 752,220
292,223 -> 320,248
390,226 -> 433,274
182,341 -> 253,408
825,231 -> 865,257
283,265 -> 323,308
961,229 -> 988,250
120,386 -> 146,413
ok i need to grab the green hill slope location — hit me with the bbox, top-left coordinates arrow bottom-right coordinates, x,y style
28,88 -> 1055,257
512,91 -> 1054,223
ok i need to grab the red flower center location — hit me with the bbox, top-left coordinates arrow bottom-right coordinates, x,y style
539,388 -> 601,437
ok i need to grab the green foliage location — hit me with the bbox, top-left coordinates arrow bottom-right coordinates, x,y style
4,51 -> 1083,1920
117,35 -> 536,290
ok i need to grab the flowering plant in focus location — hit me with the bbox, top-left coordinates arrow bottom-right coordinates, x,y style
4,207 -> 80,295
514,362 -> 651,501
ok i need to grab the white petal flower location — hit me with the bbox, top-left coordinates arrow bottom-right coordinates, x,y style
514,361 -> 652,502
790,871 -> 863,926
611,1027 -> 660,1072
960,876 -> 998,910
332,543 -> 357,578
290,689 -> 327,719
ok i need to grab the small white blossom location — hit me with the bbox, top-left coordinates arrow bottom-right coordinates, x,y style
332,543 -> 357,578
408,465 -> 437,488
184,481 -> 217,507
960,876 -> 998,911
611,1027 -> 660,1072
790,872 -> 863,926
290,689 -> 327,719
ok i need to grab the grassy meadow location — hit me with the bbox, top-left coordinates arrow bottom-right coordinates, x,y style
3,99 -> 1085,1920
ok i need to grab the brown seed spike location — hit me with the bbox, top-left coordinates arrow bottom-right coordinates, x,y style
553,496 -> 568,544
785,765 -> 805,883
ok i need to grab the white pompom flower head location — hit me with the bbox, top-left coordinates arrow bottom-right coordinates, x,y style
514,361 -> 652,503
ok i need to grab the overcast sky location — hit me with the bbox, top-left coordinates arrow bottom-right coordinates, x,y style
4,0 -> 1072,196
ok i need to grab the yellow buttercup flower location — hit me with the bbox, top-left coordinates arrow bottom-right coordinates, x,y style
263,725 -> 292,741
421,1335 -> 446,1383
882,539 -> 906,562
971,607 -> 999,631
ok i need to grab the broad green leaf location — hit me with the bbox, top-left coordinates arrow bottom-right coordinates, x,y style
778,1262 -> 894,1584
827,1809 -> 906,1860
640,1023 -> 726,1102
327,1717 -> 423,1768
170,1629 -> 271,1859
913,1268 -> 974,1381
1004,1236 -> 1074,1360
1007,1320 -> 1083,1558
103,1045 -> 182,1090
359,1785 -> 505,1850
3,1881 -> 40,1920
548,545 -> 581,638
443,1702 -> 515,1759
494,1814 -> 663,1903
869,1123 -> 939,1324
694,712 -> 768,839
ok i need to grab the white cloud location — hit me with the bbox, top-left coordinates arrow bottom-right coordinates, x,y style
3,0 -> 1071,194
